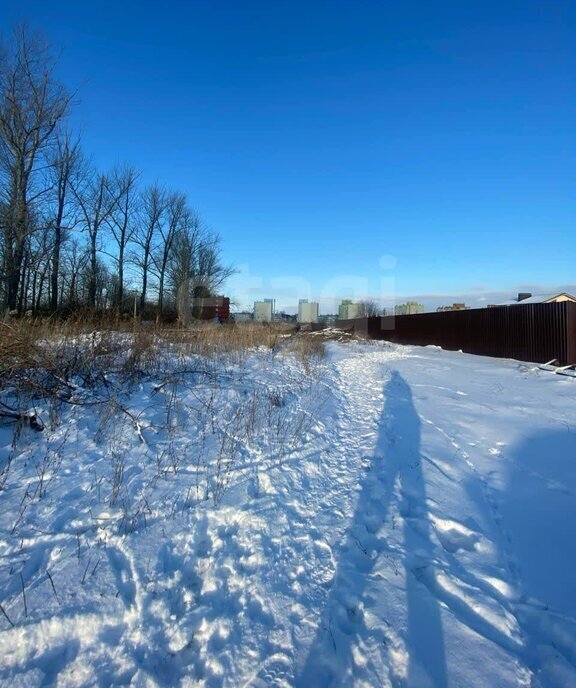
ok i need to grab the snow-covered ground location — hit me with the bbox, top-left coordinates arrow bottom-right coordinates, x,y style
1,340 -> 576,687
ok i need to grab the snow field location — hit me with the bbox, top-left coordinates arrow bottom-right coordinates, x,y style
1,339 -> 576,686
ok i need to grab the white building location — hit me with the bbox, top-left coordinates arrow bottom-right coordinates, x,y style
338,300 -> 360,320
297,299 -> 319,324
254,300 -> 274,322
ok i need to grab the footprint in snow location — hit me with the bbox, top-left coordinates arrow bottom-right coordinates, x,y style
363,511 -> 383,534
331,595 -> 365,636
247,652 -> 293,688
156,541 -> 182,575
247,475 -> 260,499
107,546 -> 136,609
432,517 -> 480,553
195,536 -> 212,558
313,540 -> 336,586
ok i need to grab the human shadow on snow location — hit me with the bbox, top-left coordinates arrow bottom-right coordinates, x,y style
296,370 -> 447,687
496,427 -> 576,676
499,428 -> 576,618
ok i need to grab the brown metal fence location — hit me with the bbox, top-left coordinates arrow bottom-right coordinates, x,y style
335,302 -> 576,365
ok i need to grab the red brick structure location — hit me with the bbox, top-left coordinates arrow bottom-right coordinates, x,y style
191,296 -> 230,321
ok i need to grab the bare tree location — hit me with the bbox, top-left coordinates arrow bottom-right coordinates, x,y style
134,183 -> 166,311
0,25 -> 233,320
356,300 -> 381,318
169,209 -> 202,326
59,237 -> 88,307
106,164 -> 140,311
0,26 -> 72,311
48,130 -> 81,311
0,201 -> 6,305
169,213 -> 234,325
28,223 -> 53,310
153,191 -> 186,317
194,232 -> 234,298
71,164 -> 120,308
77,254 -> 109,309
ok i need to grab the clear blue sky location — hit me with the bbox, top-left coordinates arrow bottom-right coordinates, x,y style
3,0 -> 575,311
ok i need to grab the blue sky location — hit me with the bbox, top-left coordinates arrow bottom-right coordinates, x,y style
3,1 -> 575,311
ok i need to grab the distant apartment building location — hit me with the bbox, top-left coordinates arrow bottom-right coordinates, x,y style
436,303 -> 468,312
254,300 -> 274,322
297,299 -> 319,324
338,300 -> 360,320
395,301 -> 424,316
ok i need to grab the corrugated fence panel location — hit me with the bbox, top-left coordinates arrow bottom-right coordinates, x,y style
334,302 -> 576,365
568,303 -> 576,365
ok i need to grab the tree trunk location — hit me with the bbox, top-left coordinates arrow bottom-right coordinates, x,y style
89,232 -> 97,308
50,223 -> 62,311
140,253 -> 149,312
117,244 -> 124,312
7,203 -> 27,311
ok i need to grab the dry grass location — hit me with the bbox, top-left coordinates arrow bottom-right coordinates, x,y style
284,333 -> 326,370
0,316 -> 335,517
0,318 -> 358,377
0,318 -> 346,386
156,321 -> 297,357
0,318 -> 329,425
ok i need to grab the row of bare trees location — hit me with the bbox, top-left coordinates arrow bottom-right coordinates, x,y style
0,26 -> 232,319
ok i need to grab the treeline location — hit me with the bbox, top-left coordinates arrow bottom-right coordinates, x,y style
0,26 -> 232,320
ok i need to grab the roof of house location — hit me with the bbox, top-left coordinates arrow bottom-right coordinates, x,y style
497,292 -> 576,306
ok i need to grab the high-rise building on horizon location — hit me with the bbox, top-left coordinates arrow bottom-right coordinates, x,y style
338,299 -> 360,320
254,300 -> 274,322
297,299 -> 319,324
